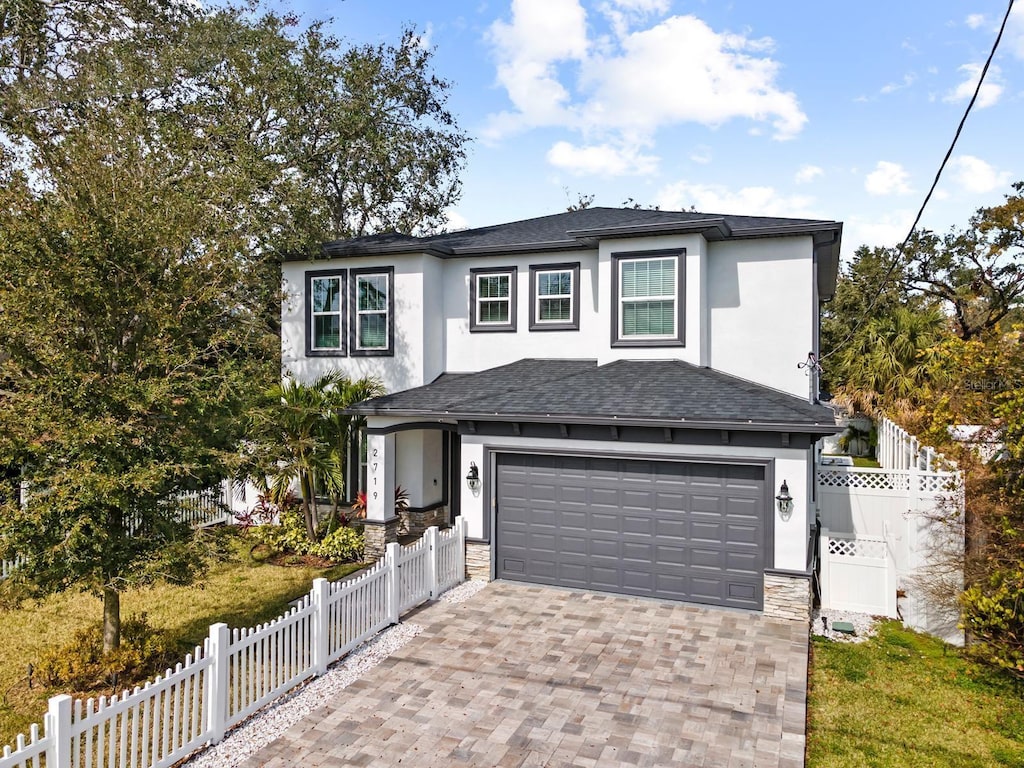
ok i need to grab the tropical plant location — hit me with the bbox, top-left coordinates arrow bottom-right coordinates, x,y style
253,372 -> 384,542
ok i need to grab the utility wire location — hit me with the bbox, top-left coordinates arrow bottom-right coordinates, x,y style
820,0 -> 1016,362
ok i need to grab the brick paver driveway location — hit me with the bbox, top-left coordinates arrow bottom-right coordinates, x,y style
243,581 -> 809,768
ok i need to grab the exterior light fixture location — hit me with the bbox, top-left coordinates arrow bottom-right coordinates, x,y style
466,462 -> 481,492
776,480 -> 794,521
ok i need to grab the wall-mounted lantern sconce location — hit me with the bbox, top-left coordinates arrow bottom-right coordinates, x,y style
466,462 -> 481,492
776,479 -> 794,522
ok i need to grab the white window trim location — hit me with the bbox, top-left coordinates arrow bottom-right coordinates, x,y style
311,275 -> 344,351
475,272 -> 512,326
534,269 -> 574,325
354,272 -> 390,351
612,251 -> 685,348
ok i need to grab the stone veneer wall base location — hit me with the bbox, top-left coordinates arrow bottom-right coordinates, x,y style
763,573 -> 812,623
465,541 -> 491,581
363,518 -> 401,561
400,506 -> 449,538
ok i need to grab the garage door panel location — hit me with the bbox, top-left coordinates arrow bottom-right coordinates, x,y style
725,523 -> 759,545
496,454 -> 765,610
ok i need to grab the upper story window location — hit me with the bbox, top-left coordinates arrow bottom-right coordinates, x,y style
612,250 -> 685,347
350,267 -> 394,356
470,266 -> 517,332
306,269 -> 346,356
529,263 -> 580,331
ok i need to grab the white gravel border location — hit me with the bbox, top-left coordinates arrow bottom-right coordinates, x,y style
181,580 -> 488,768
811,608 -> 879,643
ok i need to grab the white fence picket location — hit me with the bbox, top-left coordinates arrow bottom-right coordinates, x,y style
0,522 -> 467,768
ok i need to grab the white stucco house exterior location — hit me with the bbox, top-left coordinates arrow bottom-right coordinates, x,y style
280,207 -> 843,620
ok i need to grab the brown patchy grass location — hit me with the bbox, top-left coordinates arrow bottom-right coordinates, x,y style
808,621 -> 1024,767
0,530 -> 362,748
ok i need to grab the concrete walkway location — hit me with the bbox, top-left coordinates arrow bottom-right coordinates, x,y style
241,582 -> 809,768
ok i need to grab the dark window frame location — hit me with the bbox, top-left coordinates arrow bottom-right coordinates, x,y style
469,266 -> 518,333
305,268 -> 347,357
349,266 -> 395,357
529,262 -> 580,331
610,249 -> 686,348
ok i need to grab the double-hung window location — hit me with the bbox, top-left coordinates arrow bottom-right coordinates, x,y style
612,250 -> 684,347
470,267 -> 517,332
529,263 -> 580,331
306,270 -> 346,355
350,267 -> 394,356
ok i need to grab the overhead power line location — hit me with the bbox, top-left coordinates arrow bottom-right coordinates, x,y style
820,0 -> 1017,363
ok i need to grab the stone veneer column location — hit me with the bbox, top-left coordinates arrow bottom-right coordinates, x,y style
363,518 -> 401,561
763,573 -> 813,623
465,541 -> 491,581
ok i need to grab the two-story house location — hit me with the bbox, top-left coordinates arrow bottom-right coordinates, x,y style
281,207 -> 842,620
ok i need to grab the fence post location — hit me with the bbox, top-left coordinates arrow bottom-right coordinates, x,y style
426,526 -> 439,599
818,527 -> 831,611
884,523 -> 899,618
206,623 -> 230,744
458,517 -> 467,584
46,694 -> 72,768
385,542 -> 401,624
311,578 -> 329,675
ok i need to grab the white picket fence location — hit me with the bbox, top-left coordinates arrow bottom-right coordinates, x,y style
877,415 -> 947,472
0,520 -> 467,768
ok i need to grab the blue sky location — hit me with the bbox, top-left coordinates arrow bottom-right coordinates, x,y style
290,0 -> 1022,258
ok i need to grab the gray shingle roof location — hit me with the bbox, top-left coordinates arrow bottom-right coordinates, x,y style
349,359 -> 838,432
311,207 -> 842,260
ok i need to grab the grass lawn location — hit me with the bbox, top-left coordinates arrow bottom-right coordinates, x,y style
852,457 -> 882,468
0,530 -> 363,748
808,622 -> 1024,767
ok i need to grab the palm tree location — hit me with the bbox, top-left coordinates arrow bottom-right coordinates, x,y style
258,372 -> 384,541
836,305 -> 946,415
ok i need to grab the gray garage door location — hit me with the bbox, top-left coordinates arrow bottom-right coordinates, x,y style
495,453 -> 766,610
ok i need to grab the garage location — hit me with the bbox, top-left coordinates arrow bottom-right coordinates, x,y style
495,452 -> 767,610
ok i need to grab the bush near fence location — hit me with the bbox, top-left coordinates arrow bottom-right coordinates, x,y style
0,520 -> 467,768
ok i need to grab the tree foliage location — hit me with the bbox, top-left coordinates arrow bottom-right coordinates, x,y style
903,183 -> 1024,340
0,0 -> 464,650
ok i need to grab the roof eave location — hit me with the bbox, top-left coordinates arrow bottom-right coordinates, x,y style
347,407 -> 843,434
566,219 -> 732,243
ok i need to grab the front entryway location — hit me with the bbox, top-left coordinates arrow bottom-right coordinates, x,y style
494,453 -> 767,610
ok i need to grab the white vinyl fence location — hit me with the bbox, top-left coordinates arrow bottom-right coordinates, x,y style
818,528 -> 897,617
0,520 -> 467,768
817,416 -> 963,643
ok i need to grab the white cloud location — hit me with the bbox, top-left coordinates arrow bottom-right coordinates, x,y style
965,13 -> 986,29
949,155 -> 1013,193
689,145 -> 712,164
1010,4 -> 1024,59
655,180 -> 817,218
598,0 -> 670,38
865,161 -> 912,196
880,73 -> 916,94
794,165 -> 823,184
844,211 -> 913,252
444,209 -> 471,231
582,16 -> 806,140
944,63 -> 1003,108
484,2 -> 808,156
484,0 -> 589,136
546,140 -> 659,176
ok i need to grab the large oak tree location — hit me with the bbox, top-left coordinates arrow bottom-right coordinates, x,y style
0,0 -> 466,650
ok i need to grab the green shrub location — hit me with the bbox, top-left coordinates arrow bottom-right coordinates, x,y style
960,567 -> 1024,678
36,612 -> 176,690
250,505 -> 313,556
311,526 -> 364,563
250,504 -> 364,563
